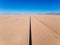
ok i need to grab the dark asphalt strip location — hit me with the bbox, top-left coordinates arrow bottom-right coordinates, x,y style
29,16 -> 32,45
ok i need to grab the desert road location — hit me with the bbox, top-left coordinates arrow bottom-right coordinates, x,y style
0,14 -> 60,45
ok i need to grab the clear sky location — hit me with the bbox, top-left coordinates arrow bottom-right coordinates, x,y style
0,0 -> 60,14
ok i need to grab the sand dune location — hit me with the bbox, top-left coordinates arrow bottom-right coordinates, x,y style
0,14 -> 60,45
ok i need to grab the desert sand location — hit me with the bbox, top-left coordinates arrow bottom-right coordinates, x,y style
0,15 -> 30,45
0,14 -> 60,45
31,15 -> 60,45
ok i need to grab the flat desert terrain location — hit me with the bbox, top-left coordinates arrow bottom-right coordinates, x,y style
0,15 -> 30,45
0,14 -> 60,45
31,15 -> 60,45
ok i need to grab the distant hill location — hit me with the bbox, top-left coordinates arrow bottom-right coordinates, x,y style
47,13 -> 60,15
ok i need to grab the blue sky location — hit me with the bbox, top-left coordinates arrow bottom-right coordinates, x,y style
0,0 -> 60,14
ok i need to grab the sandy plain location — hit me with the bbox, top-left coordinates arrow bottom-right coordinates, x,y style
0,14 -> 60,45
0,15 -> 30,45
31,15 -> 60,45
